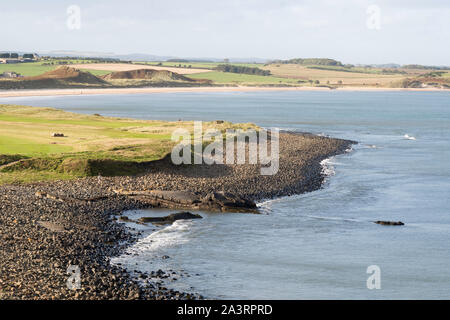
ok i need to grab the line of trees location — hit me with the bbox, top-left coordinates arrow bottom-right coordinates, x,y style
270,58 -> 343,66
215,64 -> 271,76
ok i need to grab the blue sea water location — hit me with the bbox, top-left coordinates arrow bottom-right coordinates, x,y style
1,91 -> 449,299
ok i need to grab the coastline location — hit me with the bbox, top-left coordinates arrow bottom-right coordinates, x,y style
0,86 -> 448,98
0,132 -> 355,299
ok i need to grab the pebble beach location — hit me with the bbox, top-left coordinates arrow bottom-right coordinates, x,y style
0,132 -> 354,299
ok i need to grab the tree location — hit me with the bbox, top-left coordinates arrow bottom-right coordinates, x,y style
215,64 -> 271,76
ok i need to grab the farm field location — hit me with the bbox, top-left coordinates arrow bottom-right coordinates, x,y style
0,61 -> 113,77
188,71 -> 300,85
261,64 -> 407,86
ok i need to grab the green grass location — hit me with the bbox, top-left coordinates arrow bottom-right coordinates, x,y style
0,135 -> 72,155
79,69 -> 112,76
188,71 -> 299,85
0,170 -> 79,185
0,62 -> 55,76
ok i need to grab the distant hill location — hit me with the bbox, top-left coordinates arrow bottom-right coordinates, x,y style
402,64 -> 450,70
356,63 -> 402,68
39,51 -> 172,62
38,51 -> 270,64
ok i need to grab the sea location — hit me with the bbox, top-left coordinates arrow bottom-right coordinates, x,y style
1,90 -> 449,299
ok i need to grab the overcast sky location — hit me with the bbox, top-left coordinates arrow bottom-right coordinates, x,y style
1,0 -> 448,65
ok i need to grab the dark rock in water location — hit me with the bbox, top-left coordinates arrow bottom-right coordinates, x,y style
119,216 -> 132,222
138,211 -> 202,225
201,192 -> 257,212
114,189 -> 258,213
375,220 -> 405,226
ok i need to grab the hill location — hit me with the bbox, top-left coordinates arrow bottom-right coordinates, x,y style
0,66 -> 108,89
24,66 -> 107,84
102,69 -> 195,82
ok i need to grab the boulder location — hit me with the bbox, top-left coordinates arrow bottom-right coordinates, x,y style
138,211 -> 202,225
374,220 -> 405,226
200,192 -> 257,211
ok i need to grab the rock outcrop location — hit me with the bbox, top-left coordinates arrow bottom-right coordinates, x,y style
113,189 -> 258,213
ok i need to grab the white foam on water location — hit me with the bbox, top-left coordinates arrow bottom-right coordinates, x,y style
257,196 -> 288,211
121,220 -> 194,256
404,134 -> 416,140
320,157 -> 336,177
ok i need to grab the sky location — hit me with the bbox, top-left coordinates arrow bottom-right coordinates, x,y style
1,0 -> 449,65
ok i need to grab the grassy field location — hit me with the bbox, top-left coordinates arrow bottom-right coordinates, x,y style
189,71 -> 300,85
0,61 -> 113,77
0,105 -> 256,184
146,61 -> 449,87
260,64 -> 407,86
0,62 -> 55,77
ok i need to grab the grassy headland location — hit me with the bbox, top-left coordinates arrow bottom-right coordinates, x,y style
0,105 -> 256,185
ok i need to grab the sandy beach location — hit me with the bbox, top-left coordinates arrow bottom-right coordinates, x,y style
0,86 -> 448,98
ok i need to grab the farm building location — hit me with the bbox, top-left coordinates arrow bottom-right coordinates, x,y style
0,52 -> 39,63
22,53 -> 40,62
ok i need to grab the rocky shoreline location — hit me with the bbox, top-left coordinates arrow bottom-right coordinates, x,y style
0,132 -> 355,300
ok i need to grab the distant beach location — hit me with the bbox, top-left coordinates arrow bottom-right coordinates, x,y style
0,86 -> 448,98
